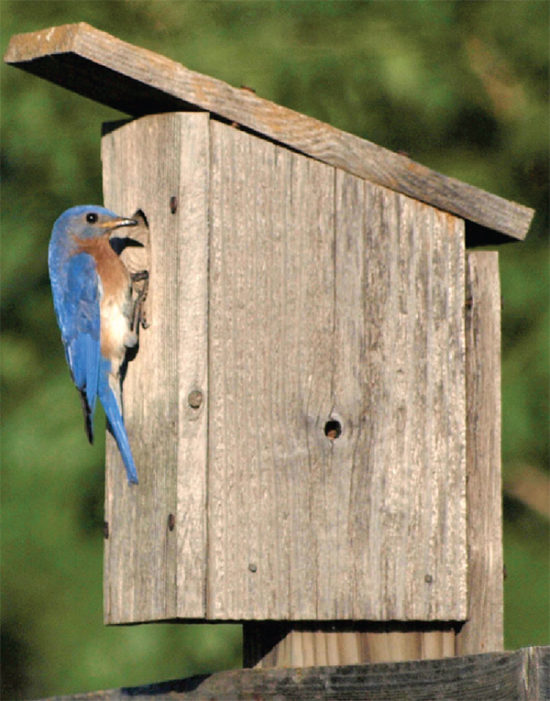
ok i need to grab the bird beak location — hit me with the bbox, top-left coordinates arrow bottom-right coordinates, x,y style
104,217 -> 138,231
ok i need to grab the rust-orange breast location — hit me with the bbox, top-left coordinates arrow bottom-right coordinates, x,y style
74,235 -> 131,364
74,235 -> 130,297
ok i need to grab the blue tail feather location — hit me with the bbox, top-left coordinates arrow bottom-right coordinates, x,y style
99,381 -> 138,485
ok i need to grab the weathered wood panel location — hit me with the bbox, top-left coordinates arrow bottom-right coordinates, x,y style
333,174 -> 467,621
456,251 -> 503,654
35,646 -> 550,700
4,23 -> 534,241
102,112 -> 210,622
207,120 -> 335,620
207,121 -> 466,621
100,114 -> 467,624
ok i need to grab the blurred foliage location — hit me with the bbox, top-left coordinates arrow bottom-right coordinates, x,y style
1,1 -> 548,698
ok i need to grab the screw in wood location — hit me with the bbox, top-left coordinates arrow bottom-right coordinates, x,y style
248,563 -> 257,573
424,574 -> 433,584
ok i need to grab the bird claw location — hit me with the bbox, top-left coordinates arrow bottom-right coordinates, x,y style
130,270 -> 150,333
131,270 -> 149,283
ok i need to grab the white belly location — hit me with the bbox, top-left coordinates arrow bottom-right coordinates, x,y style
100,288 -> 135,371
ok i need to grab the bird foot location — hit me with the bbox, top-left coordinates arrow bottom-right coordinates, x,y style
131,270 -> 150,331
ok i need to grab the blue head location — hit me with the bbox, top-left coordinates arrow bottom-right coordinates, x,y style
50,205 -> 137,247
49,205 -> 137,279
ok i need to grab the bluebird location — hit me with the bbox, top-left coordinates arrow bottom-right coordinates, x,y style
48,205 -> 141,484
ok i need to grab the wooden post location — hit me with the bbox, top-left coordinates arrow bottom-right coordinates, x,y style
243,623 -> 457,667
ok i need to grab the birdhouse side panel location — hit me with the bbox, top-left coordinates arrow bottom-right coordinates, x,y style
102,112 -> 210,623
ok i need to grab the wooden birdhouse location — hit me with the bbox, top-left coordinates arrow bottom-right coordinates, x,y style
6,23 -> 534,667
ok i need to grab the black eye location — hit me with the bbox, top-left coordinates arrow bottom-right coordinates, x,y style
86,212 -> 98,224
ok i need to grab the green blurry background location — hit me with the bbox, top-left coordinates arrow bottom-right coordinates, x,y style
1,1 -> 548,698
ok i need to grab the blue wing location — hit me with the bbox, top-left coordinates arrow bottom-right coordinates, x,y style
50,252 -> 101,442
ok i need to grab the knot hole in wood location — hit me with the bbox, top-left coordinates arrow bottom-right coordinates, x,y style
324,418 -> 342,440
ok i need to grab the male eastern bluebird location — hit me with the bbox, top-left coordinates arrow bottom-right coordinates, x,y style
48,205 -> 141,484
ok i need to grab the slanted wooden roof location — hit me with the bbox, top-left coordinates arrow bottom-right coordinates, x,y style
4,22 -> 534,244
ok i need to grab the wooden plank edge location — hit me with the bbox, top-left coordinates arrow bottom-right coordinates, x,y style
456,251 -> 503,655
35,646 -> 549,700
4,22 -> 534,243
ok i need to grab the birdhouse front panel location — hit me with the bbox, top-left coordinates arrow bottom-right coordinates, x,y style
103,112 -> 467,625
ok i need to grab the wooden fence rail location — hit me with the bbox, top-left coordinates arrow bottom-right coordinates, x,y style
38,646 -> 549,701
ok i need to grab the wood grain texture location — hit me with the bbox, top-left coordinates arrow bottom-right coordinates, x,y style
333,173 -> 467,621
456,252 -> 503,654
102,112 -> 210,623
207,120 -> 336,620
4,22 -> 534,241
207,121 -> 467,621
101,114 -> 467,624
243,622 -> 456,668
34,647 -> 550,700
